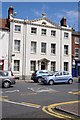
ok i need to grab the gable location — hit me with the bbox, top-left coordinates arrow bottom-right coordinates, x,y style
29,17 -> 58,28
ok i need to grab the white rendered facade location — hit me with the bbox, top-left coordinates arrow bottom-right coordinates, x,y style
9,17 -> 72,79
0,29 -> 9,70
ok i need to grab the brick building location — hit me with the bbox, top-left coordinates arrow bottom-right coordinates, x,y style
72,30 -> 80,77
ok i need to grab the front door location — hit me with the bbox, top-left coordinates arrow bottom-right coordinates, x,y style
41,62 -> 45,70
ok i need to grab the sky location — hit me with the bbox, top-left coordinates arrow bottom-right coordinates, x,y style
1,1 -> 79,31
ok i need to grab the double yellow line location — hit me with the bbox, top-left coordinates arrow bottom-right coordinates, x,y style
68,91 -> 80,95
42,100 -> 80,119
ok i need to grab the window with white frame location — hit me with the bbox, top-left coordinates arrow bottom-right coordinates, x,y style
41,42 -> 46,53
30,61 -> 36,71
31,27 -> 37,34
64,45 -> 68,55
75,48 -> 79,58
14,40 -> 20,52
64,62 -> 68,71
41,29 -> 46,35
51,30 -> 56,36
31,41 -> 36,53
51,62 -> 56,72
75,37 -> 79,44
15,25 -> 21,32
64,32 -> 69,38
51,44 -> 56,54
14,60 -> 20,71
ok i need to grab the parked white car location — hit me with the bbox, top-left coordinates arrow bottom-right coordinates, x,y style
0,70 -> 16,88
40,71 -> 73,85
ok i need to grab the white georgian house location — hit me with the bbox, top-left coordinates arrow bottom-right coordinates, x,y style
8,6 -> 72,79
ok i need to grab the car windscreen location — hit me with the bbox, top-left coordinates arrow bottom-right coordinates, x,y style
0,71 -> 8,76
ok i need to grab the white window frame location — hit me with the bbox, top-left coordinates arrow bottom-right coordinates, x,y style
51,44 -> 56,54
41,29 -> 47,35
15,25 -> 21,32
64,45 -> 68,55
31,27 -> 37,34
64,32 -> 69,38
30,61 -> 36,71
75,48 -> 79,58
75,37 -> 79,44
31,41 -> 36,53
51,30 -> 56,37
14,40 -> 20,52
14,60 -> 20,71
41,42 -> 46,53
64,62 -> 68,71
51,62 -> 56,72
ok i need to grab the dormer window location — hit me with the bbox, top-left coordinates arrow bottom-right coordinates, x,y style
42,22 -> 46,25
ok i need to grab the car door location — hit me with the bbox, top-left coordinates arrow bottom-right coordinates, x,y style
54,72 -> 63,83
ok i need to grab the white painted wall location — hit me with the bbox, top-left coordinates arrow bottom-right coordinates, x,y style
0,30 -> 9,70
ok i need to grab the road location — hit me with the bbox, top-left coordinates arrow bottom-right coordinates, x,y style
0,79 -> 80,120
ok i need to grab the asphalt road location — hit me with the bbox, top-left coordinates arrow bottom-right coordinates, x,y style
0,79 -> 79,120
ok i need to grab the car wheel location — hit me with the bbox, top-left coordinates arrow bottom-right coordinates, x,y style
3,81 -> 10,88
37,77 -> 42,83
49,80 -> 54,85
68,79 -> 73,84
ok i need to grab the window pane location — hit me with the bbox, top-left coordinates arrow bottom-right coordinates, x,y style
64,32 -> 68,38
31,41 -> 36,53
14,40 -> 20,51
14,60 -> 20,71
41,29 -> 46,35
30,61 -> 36,71
51,62 -> 56,72
31,28 -> 37,34
51,44 -> 56,54
41,43 -> 46,53
64,45 -> 68,55
15,25 -> 21,31
75,37 -> 79,44
51,30 -> 56,36
64,62 -> 68,71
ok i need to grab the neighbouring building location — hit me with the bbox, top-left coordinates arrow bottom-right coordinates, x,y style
72,30 -> 80,77
0,18 -> 9,70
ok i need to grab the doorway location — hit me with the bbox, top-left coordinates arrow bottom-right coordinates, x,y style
41,62 -> 45,70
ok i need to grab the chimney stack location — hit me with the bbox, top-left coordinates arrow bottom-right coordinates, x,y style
60,17 -> 67,27
8,6 -> 14,19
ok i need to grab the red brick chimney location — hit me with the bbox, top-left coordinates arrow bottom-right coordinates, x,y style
8,6 -> 14,19
60,17 -> 67,27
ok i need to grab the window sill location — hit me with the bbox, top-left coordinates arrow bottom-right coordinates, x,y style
14,51 -> 20,53
14,31 -> 21,33
31,52 -> 36,54
41,53 -> 46,55
50,53 -> 56,56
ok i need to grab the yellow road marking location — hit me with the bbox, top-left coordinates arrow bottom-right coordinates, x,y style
22,102 -> 41,108
42,100 -> 80,119
0,96 -> 8,101
68,91 -> 80,95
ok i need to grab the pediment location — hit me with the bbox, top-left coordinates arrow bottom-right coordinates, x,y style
29,17 -> 59,28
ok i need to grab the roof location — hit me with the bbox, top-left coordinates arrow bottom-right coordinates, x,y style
0,18 -> 9,30
72,30 -> 80,36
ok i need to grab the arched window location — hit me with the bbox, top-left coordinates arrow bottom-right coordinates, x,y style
42,22 -> 46,25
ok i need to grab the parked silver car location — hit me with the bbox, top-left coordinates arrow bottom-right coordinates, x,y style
0,70 -> 16,88
40,71 -> 73,85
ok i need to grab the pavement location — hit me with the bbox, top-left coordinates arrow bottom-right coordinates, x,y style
55,102 -> 80,117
